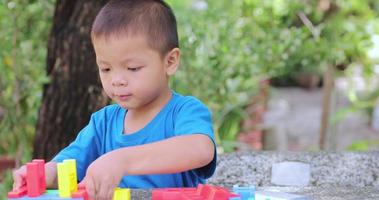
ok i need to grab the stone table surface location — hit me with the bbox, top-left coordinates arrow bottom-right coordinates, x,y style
208,151 -> 379,187
130,186 -> 379,200
129,151 -> 379,199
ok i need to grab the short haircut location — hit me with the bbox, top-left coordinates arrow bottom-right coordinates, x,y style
91,0 -> 179,57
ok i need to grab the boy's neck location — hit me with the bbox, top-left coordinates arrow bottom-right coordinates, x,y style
124,88 -> 172,134
129,88 -> 172,115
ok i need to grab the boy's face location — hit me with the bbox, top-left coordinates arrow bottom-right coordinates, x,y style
93,34 -> 180,110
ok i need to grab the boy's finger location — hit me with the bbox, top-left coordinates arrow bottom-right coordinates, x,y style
96,183 -> 113,200
82,176 -> 96,200
12,171 -> 26,190
12,177 -> 26,190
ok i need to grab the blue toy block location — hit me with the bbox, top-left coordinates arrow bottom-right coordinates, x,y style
233,185 -> 255,200
8,190 -> 83,200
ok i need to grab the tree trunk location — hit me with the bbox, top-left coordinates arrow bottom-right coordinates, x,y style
33,0 -> 108,160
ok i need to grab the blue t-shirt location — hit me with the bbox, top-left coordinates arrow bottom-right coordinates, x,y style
52,91 -> 216,188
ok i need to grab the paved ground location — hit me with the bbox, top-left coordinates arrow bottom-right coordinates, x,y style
263,86 -> 379,151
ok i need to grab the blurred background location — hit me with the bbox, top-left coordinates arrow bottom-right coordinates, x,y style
0,0 -> 378,196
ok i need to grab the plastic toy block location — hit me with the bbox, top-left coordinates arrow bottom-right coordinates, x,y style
7,186 -> 27,198
233,185 -> 255,200
57,162 -> 71,197
152,188 -> 197,200
152,184 -> 239,200
32,159 -> 46,192
255,191 -> 310,200
7,190 -> 84,200
64,159 -> 78,193
228,197 -> 241,200
26,161 -> 45,197
152,188 -> 193,200
153,191 -> 187,200
78,182 -> 86,189
8,159 -> 84,200
113,187 -> 131,200
72,189 -> 88,200
199,184 -> 231,199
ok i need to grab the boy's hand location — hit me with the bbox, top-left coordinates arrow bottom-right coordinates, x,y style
12,165 -> 27,190
12,162 -> 57,190
81,151 -> 124,200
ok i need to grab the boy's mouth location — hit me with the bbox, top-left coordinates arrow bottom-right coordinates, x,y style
115,93 -> 132,100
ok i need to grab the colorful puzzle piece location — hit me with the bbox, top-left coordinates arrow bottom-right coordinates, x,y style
8,189 -> 83,200
8,159 -> 261,200
71,188 -> 88,200
8,159 -> 47,198
65,159 -> 78,193
8,159 -> 87,200
57,159 -> 78,197
232,185 -> 255,200
7,186 -> 27,198
26,159 -> 46,197
113,187 -> 131,200
152,184 -> 240,200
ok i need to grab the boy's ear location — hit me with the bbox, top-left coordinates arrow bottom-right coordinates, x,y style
165,48 -> 180,76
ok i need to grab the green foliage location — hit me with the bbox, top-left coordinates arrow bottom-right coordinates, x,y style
170,1 -> 266,146
169,0 -> 378,149
0,0 -> 377,165
0,1 -> 54,197
0,169 -> 13,196
0,0 -> 54,160
322,1 -> 379,123
347,140 -> 379,151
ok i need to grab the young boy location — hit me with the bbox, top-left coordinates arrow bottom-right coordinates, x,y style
12,0 -> 216,199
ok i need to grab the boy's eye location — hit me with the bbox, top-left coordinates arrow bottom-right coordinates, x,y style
128,67 -> 141,71
100,67 -> 110,72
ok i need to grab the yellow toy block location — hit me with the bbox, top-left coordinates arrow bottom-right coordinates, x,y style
64,159 -> 78,193
113,187 -> 131,200
57,162 -> 71,197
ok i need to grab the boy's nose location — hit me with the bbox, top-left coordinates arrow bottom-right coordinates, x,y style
112,78 -> 128,87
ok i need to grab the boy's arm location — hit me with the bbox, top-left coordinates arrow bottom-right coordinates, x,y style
86,133 -> 214,177
45,161 -> 58,188
118,134 -> 214,174
82,134 -> 215,199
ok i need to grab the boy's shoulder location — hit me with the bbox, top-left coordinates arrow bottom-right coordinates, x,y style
172,91 -> 210,112
91,104 -> 123,119
173,91 -> 197,103
96,103 -> 121,112
89,92 -> 210,118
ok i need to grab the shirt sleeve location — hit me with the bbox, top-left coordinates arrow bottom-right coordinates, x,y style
174,97 -> 217,179
52,114 -> 101,181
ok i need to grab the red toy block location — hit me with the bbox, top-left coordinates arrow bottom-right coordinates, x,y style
153,190 -> 185,200
152,188 -> 193,200
209,188 -> 232,200
7,186 -> 27,198
25,159 -> 46,197
33,159 -> 46,192
152,184 -> 238,200
26,162 -> 41,197
196,184 -> 232,200
72,188 -> 89,200
78,182 -> 86,190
